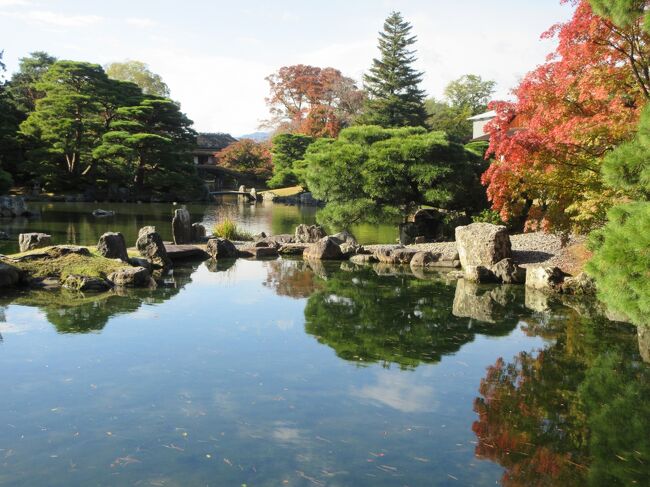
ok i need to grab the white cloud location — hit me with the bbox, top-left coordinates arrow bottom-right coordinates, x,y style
0,9 -> 103,27
125,17 -> 156,28
0,0 -> 31,6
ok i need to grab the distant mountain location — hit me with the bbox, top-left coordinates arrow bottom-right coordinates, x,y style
237,131 -> 271,142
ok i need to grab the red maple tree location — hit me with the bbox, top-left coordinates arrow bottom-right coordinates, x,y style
483,0 -> 650,232
264,64 -> 365,138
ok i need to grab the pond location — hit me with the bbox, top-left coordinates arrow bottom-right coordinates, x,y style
0,199 -> 399,255
0,258 -> 648,486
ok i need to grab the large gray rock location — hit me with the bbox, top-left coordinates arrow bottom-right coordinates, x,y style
135,226 -> 172,268
455,223 -> 512,269
19,233 -> 51,253
491,258 -> 526,284
303,237 -> 344,260
62,274 -> 111,292
330,231 -> 361,257
295,224 -> 327,243
97,232 -> 128,261
108,266 -> 152,287
172,208 -> 192,244
206,237 -> 238,259
0,263 -> 23,288
191,223 -> 206,242
525,266 -> 566,292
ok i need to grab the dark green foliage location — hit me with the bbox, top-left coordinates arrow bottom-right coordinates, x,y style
586,202 -> 650,326
6,51 -> 57,114
360,12 -> 427,128
304,125 -> 486,227
426,75 -> 496,143
304,266 -> 520,369
267,133 -> 314,188
425,99 -> 472,143
6,58 -> 200,198
0,51 -> 21,189
590,0 -> 650,32
602,104 -> 650,200
579,350 -> 650,485
94,96 -> 200,197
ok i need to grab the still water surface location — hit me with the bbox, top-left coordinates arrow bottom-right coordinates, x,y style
0,259 -> 648,486
0,200 -> 398,254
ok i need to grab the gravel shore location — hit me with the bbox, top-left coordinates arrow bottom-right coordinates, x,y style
365,232 -> 589,272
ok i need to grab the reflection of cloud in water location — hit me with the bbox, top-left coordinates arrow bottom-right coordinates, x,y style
352,371 -> 438,413
272,426 -> 304,444
275,319 -> 295,331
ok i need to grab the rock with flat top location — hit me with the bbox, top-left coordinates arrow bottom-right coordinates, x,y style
525,266 -> 566,292
303,237 -> 344,260
455,223 -> 512,269
19,233 -> 51,253
108,266 -> 152,287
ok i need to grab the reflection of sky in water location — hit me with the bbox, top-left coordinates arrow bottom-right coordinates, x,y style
0,259 -> 640,486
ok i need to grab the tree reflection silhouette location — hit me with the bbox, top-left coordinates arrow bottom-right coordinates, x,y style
303,266 -> 522,369
473,310 -> 650,486
8,263 -> 199,333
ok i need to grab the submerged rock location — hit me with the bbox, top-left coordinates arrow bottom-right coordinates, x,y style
278,243 -> 310,255
206,237 -> 238,259
108,266 -> 152,287
0,262 -> 23,288
62,274 -> 112,292
97,232 -> 128,261
350,254 -> 377,265
374,247 -> 418,265
92,209 -> 115,217
455,223 -> 512,268
238,246 -> 279,259
19,233 -> 52,253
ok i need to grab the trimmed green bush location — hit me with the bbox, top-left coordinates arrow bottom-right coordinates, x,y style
586,202 -> 650,325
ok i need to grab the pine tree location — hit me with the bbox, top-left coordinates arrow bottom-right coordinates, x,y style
361,11 -> 428,128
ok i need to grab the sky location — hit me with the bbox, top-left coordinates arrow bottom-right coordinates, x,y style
0,0 -> 574,136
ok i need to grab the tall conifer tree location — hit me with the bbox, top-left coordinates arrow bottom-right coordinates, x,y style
361,11 -> 428,128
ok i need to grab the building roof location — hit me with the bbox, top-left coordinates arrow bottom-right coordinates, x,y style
196,132 -> 237,150
467,110 -> 496,121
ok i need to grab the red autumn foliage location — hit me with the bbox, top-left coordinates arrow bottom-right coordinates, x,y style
264,64 -> 365,138
214,139 -> 273,180
482,0 -> 649,232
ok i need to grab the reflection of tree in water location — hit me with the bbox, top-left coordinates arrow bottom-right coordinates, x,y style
473,310 -> 650,486
304,267 -> 524,369
11,263 -> 199,334
263,260 -> 321,299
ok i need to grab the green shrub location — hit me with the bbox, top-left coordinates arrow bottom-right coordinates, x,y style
212,218 -> 253,241
472,209 -> 505,226
586,202 -> 650,326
